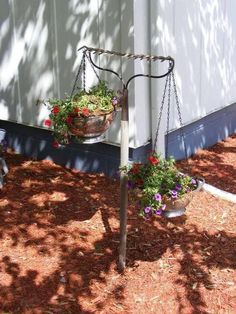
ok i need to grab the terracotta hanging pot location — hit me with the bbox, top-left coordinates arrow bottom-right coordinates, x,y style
69,109 -> 115,139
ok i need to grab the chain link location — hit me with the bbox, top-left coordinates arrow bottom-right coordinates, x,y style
153,62 -> 173,152
85,52 -> 101,83
154,66 -> 187,160
71,51 -> 103,97
70,52 -> 86,97
153,71 -> 169,152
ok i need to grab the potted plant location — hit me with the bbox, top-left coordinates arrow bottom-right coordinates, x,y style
44,81 -> 120,145
123,153 -> 204,218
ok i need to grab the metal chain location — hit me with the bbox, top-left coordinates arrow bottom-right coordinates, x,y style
71,50 -> 103,96
153,71 -> 169,152
171,71 -> 188,160
85,52 -> 101,83
154,67 -> 187,160
70,52 -> 86,97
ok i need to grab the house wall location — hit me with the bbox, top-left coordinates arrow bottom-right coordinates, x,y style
1,0 -> 236,171
0,0 -> 151,150
151,0 -> 236,155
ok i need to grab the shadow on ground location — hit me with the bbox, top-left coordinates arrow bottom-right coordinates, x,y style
0,152 -> 235,313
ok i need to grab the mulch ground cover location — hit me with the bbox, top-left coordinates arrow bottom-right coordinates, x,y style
0,133 -> 235,313
177,133 -> 236,194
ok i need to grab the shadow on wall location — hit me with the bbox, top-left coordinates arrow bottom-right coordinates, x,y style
0,0 -> 132,125
0,0 -> 137,173
0,0 -> 54,124
153,0 -> 236,157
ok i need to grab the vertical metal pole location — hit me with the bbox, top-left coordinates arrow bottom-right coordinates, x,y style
119,88 -> 129,271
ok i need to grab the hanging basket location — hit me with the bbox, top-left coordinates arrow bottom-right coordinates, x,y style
69,109 -> 115,140
124,154 -> 205,219
161,177 -> 205,218
46,82 -> 119,145
45,47 -> 121,145
131,177 -> 205,219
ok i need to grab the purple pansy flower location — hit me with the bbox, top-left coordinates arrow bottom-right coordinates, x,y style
175,183 -> 182,191
191,178 -> 197,186
162,204 -> 166,211
144,206 -> 152,214
153,193 -> 162,202
170,190 -> 178,199
154,209 -> 162,215
112,96 -> 118,105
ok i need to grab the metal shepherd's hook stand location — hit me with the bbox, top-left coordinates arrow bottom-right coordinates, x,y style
78,46 -> 174,271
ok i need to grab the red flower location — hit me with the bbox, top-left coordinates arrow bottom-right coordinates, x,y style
74,108 -> 81,114
52,141 -> 60,148
66,116 -> 73,124
82,108 -> 89,117
52,106 -> 60,114
130,163 -> 142,174
44,119 -> 52,127
148,155 -> 159,165
136,178 -> 144,187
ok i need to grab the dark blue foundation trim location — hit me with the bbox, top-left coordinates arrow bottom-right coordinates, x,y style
0,120 -> 151,176
166,102 -> 236,160
1,102 -> 235,174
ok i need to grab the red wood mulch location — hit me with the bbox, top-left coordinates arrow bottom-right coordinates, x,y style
0,134 -> 235,314
177,133 -> 236,194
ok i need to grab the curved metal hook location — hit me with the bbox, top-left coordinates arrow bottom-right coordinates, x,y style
125,59 -> 175,89
87,51 -> 126,88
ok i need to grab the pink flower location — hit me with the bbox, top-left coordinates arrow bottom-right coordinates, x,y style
82,108 -> 89,117
66,116 -> 73,124
52,106 -> 60,114
153,193 -> 162,202
112,96 -> 118,105
148,156 -> 159,165
44,119 -> 52,127
52,141 -> 60,148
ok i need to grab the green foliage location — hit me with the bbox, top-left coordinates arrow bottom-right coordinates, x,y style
123,153 -> 197,218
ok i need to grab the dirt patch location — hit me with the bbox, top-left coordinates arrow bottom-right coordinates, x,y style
0,135 -> 235,313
